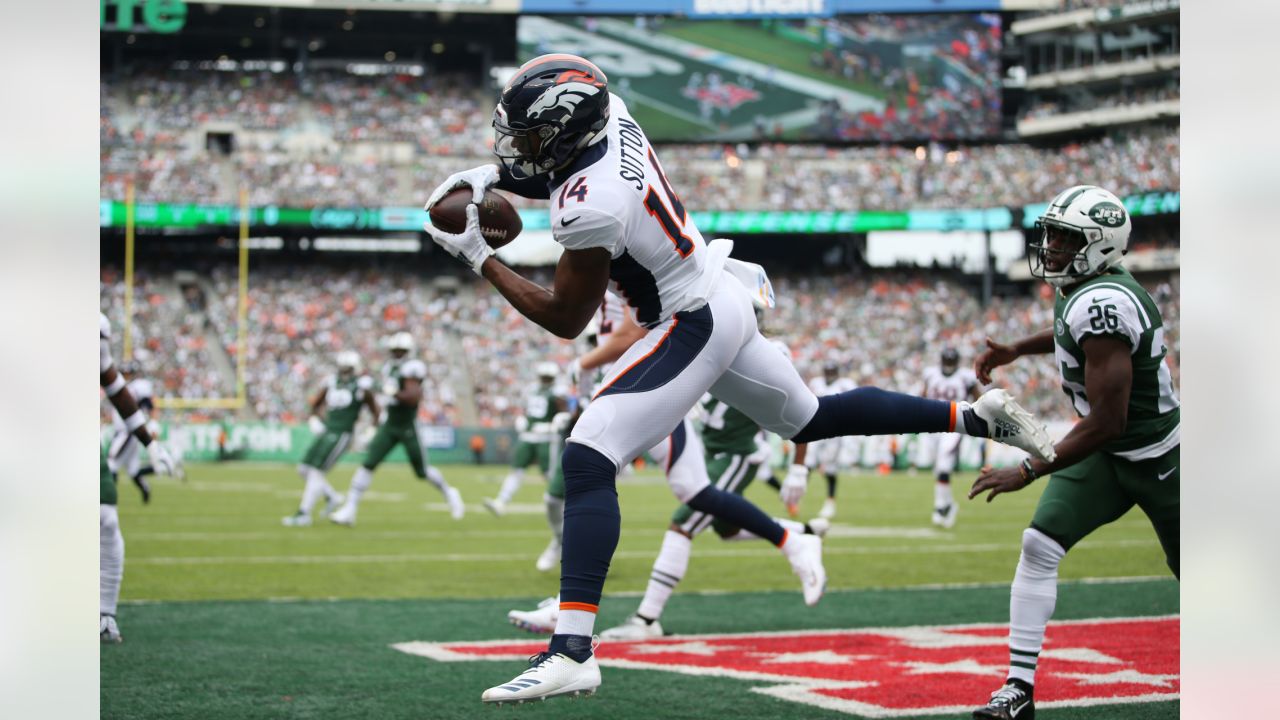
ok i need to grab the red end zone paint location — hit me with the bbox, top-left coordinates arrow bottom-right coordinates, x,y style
393,616 -> 1178,718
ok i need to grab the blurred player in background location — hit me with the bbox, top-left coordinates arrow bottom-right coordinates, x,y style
283,351 -> 378,527
100,313 -> 181,643
484,362 -> 566,517
329,332 -> 464,526
424,54 -> 1054,704
919,348 -> 982,528
807,361 -> 857,519
968,186 -> 1180,720
106,360 -> 159,503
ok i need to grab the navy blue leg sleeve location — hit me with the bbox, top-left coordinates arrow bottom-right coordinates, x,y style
687,486 -> 786,546
792,387 -> 952,444
558,442 -> 622,608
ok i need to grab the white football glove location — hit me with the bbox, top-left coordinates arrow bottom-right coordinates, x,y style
424,163 -> 500,211
514,415 -> 529,434
424,203 -> 496,275
780,463 -> 809,508
149,441 -> 184,480
308,415 -> 326,435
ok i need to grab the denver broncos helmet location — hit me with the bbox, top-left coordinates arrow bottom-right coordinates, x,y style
493,54 -> 610,180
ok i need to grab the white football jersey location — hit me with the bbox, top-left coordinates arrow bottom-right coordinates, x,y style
922,367 -> 979,403
594,290 -> 629,343
809,375 -> 856,397
550,94 -> 712,328
100,312 -> 114,374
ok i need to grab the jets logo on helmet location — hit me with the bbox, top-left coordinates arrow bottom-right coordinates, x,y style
493,54 -> 611,180
1030,185 -> 1132,288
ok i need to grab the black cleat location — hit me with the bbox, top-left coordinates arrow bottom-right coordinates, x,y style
134,476 -> 152,504
973,679 -> 1034,719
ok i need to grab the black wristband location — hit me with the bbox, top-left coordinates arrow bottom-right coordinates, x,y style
1019,458 -> 1038,482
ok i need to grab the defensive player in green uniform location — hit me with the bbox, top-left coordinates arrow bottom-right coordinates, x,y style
100,313 -> 180,643
483,362 -> 566,517
283,351 -> 378,527
967,186 -> 1180,720
329,332 -> 465,526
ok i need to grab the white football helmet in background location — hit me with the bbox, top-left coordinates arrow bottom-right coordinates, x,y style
387,332 -> 415,354
335,351 -> 361,375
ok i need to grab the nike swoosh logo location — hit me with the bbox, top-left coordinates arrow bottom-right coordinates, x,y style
1091,296 -> 1112,305
1157,467 -> 1176,481
561,216 -> 582,227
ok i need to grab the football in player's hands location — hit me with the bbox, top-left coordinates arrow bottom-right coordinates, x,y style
428,188 -> 522,250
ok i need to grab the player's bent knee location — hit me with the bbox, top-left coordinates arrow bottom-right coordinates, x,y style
562,442 -> 619,497
1021,527 -> 1067,571
668,523 -> 693,538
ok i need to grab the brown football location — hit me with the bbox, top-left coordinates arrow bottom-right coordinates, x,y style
428,188 -> 523,250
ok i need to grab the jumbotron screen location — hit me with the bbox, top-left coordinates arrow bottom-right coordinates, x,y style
518,14 -> 1003,142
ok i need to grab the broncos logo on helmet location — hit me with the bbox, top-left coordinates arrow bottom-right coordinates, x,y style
493,55 -> 611,180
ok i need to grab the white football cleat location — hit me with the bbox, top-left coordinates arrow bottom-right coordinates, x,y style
600,614 -> 663,641
445,487 -> 465,520
100,614 -> 122,644
508,596 -> 559,634
535,539 -> 561,572
323,493 -> 344,517
482,497 -> 507,517
806,517 -> 831,538
969,389 -> 1057,463
931,503 -> 957,529
481,650 -> 601,705
281,511 -> 312,527
328,503 -> 357,527
818,498 -> 837,520
782,533 -> 827,606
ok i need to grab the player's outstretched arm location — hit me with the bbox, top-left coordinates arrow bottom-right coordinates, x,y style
396,377 -> 424,407
969,336 -> 1132,502
481,247 -> 611,339
102,366 -> 154,447
974,331 -> 1055,384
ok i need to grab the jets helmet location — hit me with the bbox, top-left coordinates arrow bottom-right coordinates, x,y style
335,351 -> 361,375
1031,185 -> 1131,288
536,362 -> 559,380
387,332 -> 415,354
493,54 -> 610,180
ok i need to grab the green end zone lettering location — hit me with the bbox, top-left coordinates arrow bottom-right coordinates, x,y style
101,0 -> 187,34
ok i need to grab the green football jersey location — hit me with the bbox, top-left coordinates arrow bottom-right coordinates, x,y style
323,374 -> 372,432
701,395 -> 760,456
524,387 -> 560,426
1053,267 -> 1180,459
380,358 -> 427,427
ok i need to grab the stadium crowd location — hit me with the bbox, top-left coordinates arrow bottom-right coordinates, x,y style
101,266 -> 1180,432
101,68 -> 1178,211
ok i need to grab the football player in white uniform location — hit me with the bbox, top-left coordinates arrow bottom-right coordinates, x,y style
807,361 -> 858,520
425,54 -> 1054,705
107,361 -> 160,503
100,313 -> 181,643
505,291 -> 823,636
919,348 -> 982,528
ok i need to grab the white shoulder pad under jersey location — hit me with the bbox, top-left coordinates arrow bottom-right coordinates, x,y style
549,94 -> 711,328
399,359 -> 428,380
100,312 -> 114,373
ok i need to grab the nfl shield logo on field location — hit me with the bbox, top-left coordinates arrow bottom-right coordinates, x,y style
394,616 -> 1178,718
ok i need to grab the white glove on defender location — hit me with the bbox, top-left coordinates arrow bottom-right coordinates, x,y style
308,415 -> 326,435
424,204 -> 496,275
424,164 -> 500,210
149,441 -> 184,480
780,463 -> 809,508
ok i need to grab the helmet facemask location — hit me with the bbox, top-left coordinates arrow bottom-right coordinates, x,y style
1029,220 -> 1105,288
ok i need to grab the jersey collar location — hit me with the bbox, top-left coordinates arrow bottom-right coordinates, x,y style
547,137 -> 610,194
